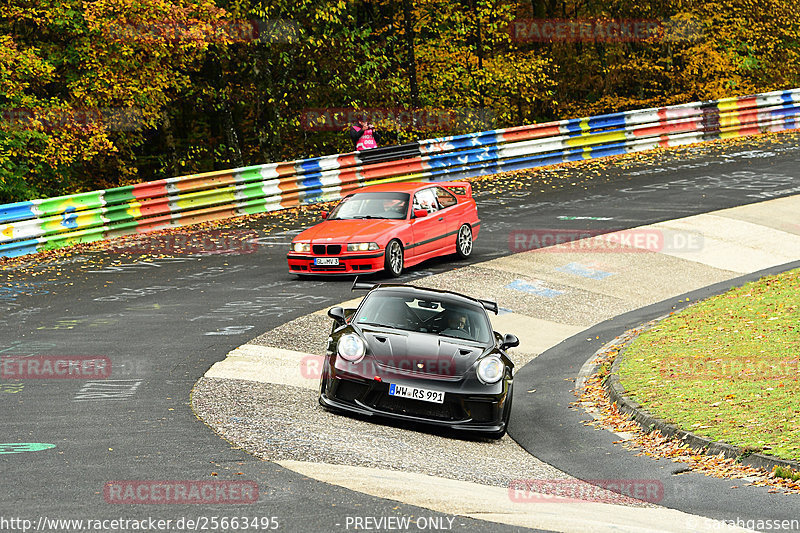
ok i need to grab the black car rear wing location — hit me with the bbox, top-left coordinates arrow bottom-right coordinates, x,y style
351,277 -> 499,314
352,277 -> 379,291
478,299 -> 499,314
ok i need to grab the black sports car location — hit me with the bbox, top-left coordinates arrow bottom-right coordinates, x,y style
319,280 -> 518,438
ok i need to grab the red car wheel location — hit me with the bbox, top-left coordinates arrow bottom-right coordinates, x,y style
384,240 -> 404,277
456,224 -> 473,258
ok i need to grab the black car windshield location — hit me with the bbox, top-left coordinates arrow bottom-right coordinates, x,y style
328,192 -> 410,220
354,291 -> 493,344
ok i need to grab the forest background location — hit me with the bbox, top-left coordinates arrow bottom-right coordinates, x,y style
1,0 -> 798,203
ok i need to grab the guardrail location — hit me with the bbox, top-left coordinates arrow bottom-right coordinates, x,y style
2,88 -> 799,258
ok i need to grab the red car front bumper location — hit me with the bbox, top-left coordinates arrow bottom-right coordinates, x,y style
287,251 -> 385,275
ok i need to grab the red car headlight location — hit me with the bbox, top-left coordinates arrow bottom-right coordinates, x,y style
346,242 -> 379,252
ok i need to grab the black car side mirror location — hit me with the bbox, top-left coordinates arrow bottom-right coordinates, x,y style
500,333 -> 519,350
327,306 -> 346,324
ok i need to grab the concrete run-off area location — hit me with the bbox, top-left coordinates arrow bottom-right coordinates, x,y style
193,194 -> 800,532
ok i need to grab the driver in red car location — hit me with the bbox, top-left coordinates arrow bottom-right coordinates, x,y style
382,198 -> 407,218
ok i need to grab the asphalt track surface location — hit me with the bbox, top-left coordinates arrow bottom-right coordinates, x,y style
2,134 -> 800,532
511,260 -> 800,527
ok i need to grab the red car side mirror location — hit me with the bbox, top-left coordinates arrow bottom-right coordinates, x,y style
320,211 -> 328,219
413,209 -> 428,218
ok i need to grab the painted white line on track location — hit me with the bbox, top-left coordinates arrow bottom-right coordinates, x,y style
276,461 -> 756,533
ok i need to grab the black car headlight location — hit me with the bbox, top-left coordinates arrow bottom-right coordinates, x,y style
337,334 -> 366,362
477,356 -> 504,384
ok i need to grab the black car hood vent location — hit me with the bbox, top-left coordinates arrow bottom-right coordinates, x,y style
363,330 -> 482,378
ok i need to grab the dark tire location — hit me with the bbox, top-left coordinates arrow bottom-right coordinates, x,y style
456,224 -> 473,259
384,239 -> 404,277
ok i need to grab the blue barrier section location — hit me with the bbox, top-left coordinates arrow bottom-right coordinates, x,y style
0,238 -> 39,258
0,202 -> 36,224
2,89 -> 800,259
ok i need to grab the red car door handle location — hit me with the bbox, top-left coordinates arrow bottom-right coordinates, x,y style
438,217 -> 443,221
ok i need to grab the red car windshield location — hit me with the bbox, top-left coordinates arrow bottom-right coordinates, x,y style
328,192 -> 410,220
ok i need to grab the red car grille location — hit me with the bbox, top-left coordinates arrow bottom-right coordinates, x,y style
313,244 -> 342,255
310,264 -> 347,272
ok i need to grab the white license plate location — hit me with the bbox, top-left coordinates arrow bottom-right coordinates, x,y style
388,383 -> 444,404
314,257 -> 339,266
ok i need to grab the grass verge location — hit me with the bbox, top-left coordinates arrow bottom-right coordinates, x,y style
618,268 -> 800,461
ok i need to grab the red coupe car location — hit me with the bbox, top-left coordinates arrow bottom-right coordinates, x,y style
287,181 -> 480,277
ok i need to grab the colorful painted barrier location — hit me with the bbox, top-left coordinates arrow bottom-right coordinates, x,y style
2,88 -> 800,258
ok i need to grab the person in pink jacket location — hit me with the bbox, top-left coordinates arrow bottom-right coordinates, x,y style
349,117 -> 381,151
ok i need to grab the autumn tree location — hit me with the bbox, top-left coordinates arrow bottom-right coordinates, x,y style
1,0 -> 798,203
0,0 -> 228,202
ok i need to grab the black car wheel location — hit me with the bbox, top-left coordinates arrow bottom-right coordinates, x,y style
384,239 -> 404,277
456,224 -> 473,258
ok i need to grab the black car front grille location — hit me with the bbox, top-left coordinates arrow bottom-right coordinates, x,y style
464,400 -> 495,423
373,393 -> 456,420
334,380 -> 367,402
312,244 -> 342,255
